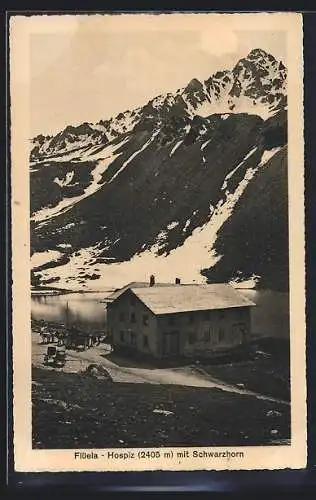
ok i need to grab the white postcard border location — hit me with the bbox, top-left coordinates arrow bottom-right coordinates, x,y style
10,12 -> 306,472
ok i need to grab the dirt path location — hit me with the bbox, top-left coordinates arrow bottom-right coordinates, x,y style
32,332 -> 289,406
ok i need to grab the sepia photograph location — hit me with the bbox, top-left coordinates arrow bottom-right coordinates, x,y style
10,12 -> 306,472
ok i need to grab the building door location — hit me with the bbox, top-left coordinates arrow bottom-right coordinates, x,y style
163,332 -> 179,356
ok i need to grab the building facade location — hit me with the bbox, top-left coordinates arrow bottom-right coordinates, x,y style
106,283 -> 255,359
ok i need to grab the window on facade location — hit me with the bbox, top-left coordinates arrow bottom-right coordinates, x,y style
168,315 -> 176,326
189,332 -> 196,344
188,314 -> 194,324
218,328 -> 225,342
119,311 -> 125,322
203,310 -> 210,321
143,314 -> 149,326
120,331 -> 125,342
143,335 -> 149,348
131,332 -> 136,345
204,330 -> 211,342
130,312 -> 136,323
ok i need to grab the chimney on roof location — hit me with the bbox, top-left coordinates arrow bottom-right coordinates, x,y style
175,278 -> 181,285
149,275 -> 155,287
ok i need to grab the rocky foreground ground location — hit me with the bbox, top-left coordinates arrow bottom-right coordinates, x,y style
32,367 -> 290,449
32,320 -> 290,449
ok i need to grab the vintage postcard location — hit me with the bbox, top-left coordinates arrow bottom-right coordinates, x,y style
10,12 -> 306,472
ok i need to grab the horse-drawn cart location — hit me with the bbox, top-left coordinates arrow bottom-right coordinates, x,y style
65,326 -> 103,350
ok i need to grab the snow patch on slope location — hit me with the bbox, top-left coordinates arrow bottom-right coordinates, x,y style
196,95 -> 275,121
183,219 -> 191,232
222,147 -> 258,191
57,243 -> 72,249
201,139 -> 211,151
37,146 -> 283,290
39,145 -> 91,163
35,244 -> 107,291
259,147 -> 281,166
32,138 -> 129,225
230,274 -> 261,289
109,131 -> 159,184
54,170 -> 75,187
167,221 -> 179,230
31,250 -> 62,269
169,140 -> 183,157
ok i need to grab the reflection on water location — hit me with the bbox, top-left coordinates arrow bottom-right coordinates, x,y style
31,292 -> 111,328
31,289 -> 290,338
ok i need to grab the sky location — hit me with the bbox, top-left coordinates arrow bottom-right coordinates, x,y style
29,14 -> 287,136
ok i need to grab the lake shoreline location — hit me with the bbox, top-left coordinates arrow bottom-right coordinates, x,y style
31,287 -> 115,296
31,289 -> 290,339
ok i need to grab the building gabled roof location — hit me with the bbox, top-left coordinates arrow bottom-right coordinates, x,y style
130,284 -> 255,315
106,281 -> 177,302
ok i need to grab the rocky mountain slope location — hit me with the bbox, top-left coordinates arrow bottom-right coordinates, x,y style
30,48 -> 288,291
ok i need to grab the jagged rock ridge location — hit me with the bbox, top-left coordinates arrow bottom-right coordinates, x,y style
30,49 -> 288,292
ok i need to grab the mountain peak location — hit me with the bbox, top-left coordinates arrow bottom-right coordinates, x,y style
247,48 -> 277,62
31,48 -> 287,161
185,78 -> 203,91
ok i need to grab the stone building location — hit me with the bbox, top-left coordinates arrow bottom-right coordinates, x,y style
106,281 -> 255,359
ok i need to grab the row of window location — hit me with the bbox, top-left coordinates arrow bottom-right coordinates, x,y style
175,309 -> 245,324
118,324 -> 246,349
188,328 -> 225,344
118,309 -> 245,325
118,330 -> 220,347
188,323 -> 247,345
119,330 -> 149,348
119,312 -> 149,325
